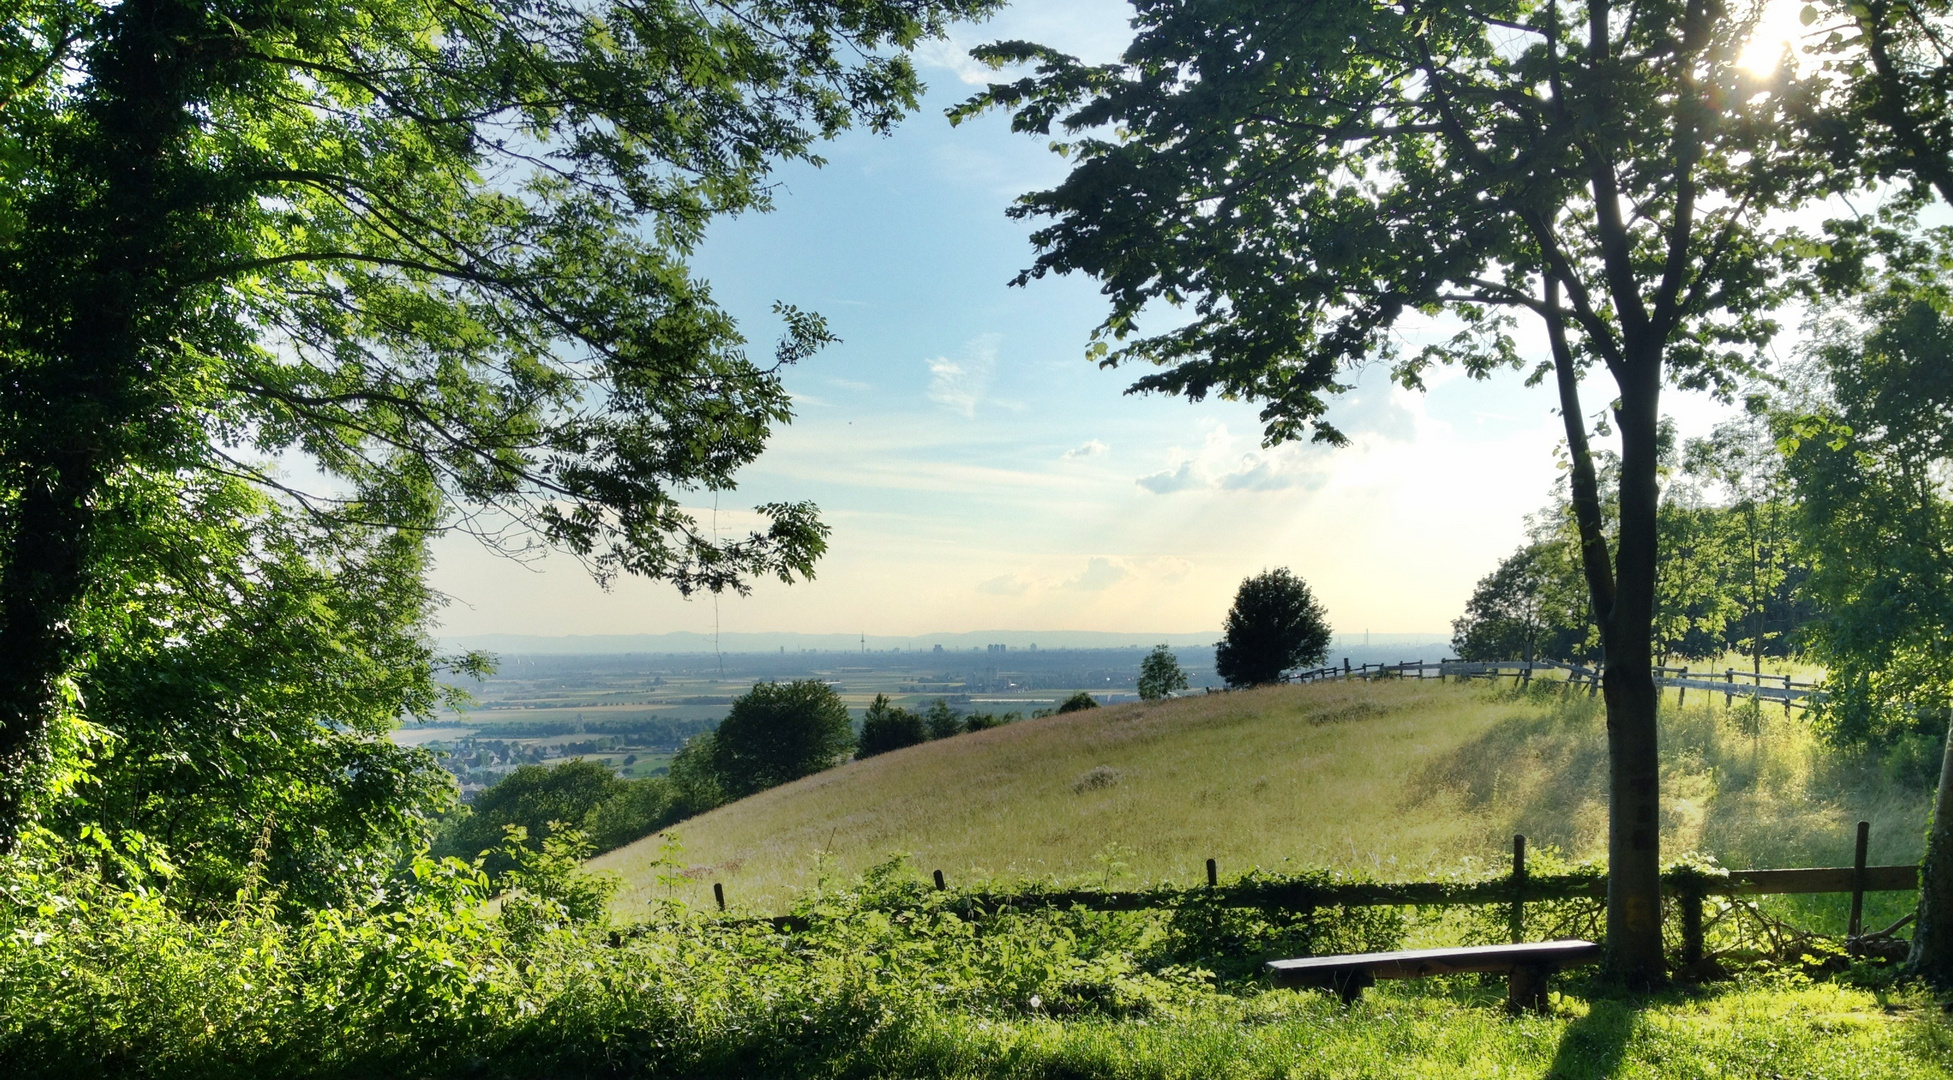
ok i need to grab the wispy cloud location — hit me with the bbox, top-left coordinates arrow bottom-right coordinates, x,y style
1137,425 -> 1329,495
1064,439 -> 1109,460
926,334 -> 999,417
976,573 -> 1031,596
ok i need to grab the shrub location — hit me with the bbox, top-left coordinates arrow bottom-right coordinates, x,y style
1214,568 -> 1332,687
710,680 -> 855,798
1137,645 -> 1190,700
858,694 -> 929,757
1057,691 -> 1100,714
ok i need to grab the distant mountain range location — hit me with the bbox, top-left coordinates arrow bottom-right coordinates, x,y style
440,629 -> 1451,656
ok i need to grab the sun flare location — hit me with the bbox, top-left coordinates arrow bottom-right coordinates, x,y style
1738,0 -> 1810,76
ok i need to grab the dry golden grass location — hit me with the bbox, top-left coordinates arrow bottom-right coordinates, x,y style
593,679 -> 1932,919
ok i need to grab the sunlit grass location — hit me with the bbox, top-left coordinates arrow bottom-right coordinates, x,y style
594,678 -> 1931,920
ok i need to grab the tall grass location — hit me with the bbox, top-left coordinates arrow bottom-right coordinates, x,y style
595,680 -> 1935,922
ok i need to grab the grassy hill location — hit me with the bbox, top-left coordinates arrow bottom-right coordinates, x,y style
593,678 -> 1931,923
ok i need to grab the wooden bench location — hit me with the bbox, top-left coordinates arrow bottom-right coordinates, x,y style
1265,939 -> 1602,1012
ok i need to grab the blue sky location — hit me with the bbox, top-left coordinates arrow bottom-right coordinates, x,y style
427,1 -> 1751,642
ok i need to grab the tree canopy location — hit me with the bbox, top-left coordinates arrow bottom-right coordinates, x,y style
0,0 -> 997,847
1214,569 -> 1332,688
709,680 -> 855,799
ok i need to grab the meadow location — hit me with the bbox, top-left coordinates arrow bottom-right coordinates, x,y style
595,679 -> 1931,935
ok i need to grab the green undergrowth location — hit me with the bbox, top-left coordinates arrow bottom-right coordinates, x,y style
4,836 -> 1951,1080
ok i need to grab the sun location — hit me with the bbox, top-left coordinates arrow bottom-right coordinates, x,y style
1738,0 -> 1810,76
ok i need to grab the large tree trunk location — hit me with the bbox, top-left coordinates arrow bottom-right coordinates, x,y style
0,466 -> 99,845
1603,353 -> 1667,986
1603,361 -> 1666,984
1906,707 -> 1953,981
0,0 -> 185,847
1546,294 -> 1667,985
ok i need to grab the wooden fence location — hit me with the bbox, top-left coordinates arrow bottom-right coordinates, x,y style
1274,658 -> 1823,711
719,825 -> 1913,966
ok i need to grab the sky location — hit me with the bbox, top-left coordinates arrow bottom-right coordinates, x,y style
427,0 -> 1772,644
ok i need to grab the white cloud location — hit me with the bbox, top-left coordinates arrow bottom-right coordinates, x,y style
1064,439 -> 1109,460
926,334 -> 1000,417
1136,460 -> 1200,494
1065,557 -> 1129,591
1216,456 -> 1328,492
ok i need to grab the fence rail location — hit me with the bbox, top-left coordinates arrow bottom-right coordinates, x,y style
723,825 -> 1912,966
1270,657 -> 1824,710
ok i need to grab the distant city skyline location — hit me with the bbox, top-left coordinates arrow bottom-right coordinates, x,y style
426,0 -> 1749,642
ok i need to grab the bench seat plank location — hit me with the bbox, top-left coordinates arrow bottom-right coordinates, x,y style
1266,939 -> 1601,985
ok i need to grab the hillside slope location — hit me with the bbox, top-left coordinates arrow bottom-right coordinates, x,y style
593,680 -> 1929,918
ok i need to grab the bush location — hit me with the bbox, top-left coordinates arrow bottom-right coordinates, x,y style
1057,691 -> 1100,714
1137,645 -> 1189,700
1214,568 -> 1332,687
710,680 -> 855,798
857,694 -> 929,757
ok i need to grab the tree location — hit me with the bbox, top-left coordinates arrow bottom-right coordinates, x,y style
1214,569 -> 1333,688
958,1 -> 1830,981
1683,405 -> 1805,673
0,0 -> 999,845
433,759 -> 624,875
1779,283 -> 1953,980
1452,542 -> 1593,664
857,693 -> 928,757
710,680 -> 854,799
1137,645 -> 1189,701
922,698 -> 962,739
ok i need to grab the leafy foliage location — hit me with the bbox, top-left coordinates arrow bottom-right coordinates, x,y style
0,0 -> 1000,840
709,680 -> 855,799
433,760 -> 625,874
857,693 -> 928,757
1783,285 -> 1953,750
1137,645 -> 1189,701
1215,569 -> 1332,688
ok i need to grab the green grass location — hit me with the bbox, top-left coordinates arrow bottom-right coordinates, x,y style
864,980 -> 1953,1080
595,679 -> 1933,920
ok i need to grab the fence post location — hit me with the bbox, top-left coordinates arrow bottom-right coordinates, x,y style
1207,858 -> 1218,888
1849,820 -> 1870,939
1726,668 -> 1734,706
1509,834 -> 1527,943
934,869 -> 946,891
713,882 -> 726,911
1677,667 -> 1687,708
1680,876 -> 1704,968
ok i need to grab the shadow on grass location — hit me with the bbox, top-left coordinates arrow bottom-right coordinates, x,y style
1544,992 -> 1642,1079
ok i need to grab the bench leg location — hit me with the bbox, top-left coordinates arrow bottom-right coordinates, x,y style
1507,965 -> 1552,1015
1331,969 -> 1375,1005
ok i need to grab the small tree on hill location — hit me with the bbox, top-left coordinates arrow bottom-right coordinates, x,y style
923,699 -> 962,739
434,759 -> 623,873
857,694 -> 929,758
1215,569 -> 1332,688
1137,645 -> 1189,701
710,681 -> 854,799
1057,691 -> 1099,714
